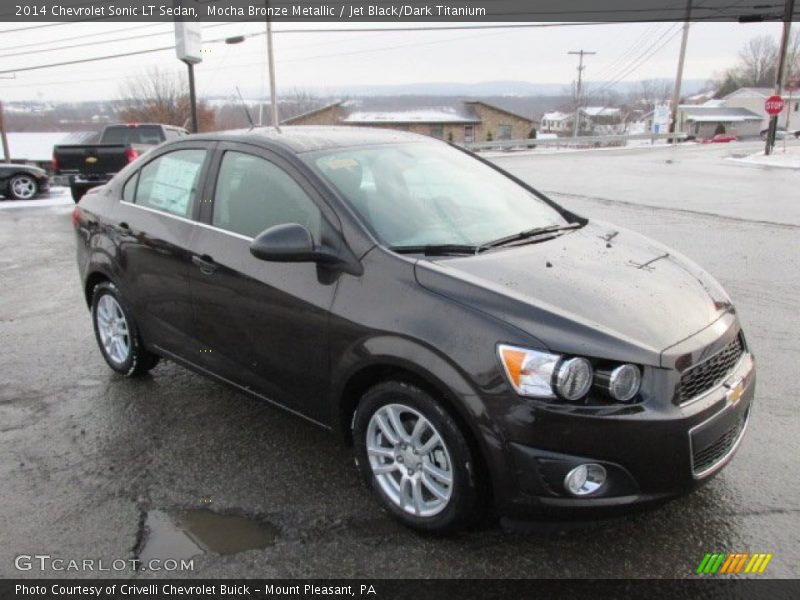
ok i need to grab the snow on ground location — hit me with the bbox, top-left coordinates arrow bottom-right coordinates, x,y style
728,145 -> 800,169
0,186 -> 72,209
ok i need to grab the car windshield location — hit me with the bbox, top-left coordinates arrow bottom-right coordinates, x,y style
309,142 -> 569,249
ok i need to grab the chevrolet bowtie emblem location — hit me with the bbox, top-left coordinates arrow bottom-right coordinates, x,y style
725,377 -> 745,405
85,156 -> 98,164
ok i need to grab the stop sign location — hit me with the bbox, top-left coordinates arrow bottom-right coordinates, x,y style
765,95 -> 785,115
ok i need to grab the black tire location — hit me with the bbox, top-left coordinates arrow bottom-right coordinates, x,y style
91,281 -> 159,376
352,381 -> 483,533
7,174 -> 39,200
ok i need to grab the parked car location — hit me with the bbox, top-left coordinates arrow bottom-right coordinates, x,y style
0,163 -> 50,200
759,126 -> 800,140
54,123 -> 188,203
73,127 -> 755,532
701,133 -> 738,144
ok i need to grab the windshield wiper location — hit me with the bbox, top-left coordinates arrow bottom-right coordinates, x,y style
390,244 -> 483,256
483,223 -> 584,249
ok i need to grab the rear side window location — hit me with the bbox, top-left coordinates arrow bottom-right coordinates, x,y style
101,125 -> 166,145
122,172 -> 138,203
212,151 -> 321,240
135,149 -> 206,218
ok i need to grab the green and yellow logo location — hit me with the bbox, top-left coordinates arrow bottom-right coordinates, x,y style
696,552 -> 773,575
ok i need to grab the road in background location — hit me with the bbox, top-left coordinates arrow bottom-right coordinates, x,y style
1,143 -> 798,578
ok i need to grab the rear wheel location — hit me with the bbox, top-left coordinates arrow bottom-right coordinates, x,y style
353,381 -> 483,533
91,281 -> 159,376
8,174 -> 38,200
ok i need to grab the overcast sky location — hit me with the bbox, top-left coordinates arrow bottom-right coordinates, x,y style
0,20 -> 785,102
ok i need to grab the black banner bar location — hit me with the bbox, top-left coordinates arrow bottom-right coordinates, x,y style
3,0 -> 800,23
3,579 -> 800,600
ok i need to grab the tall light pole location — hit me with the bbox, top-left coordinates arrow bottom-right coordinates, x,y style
569,50 -> 595,137
265,0 -> 280,131
174,5 -> 202,133
668,0 -> 692,142
765,0 -> 795,155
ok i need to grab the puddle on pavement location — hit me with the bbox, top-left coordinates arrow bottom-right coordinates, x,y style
138,508 -> 279,562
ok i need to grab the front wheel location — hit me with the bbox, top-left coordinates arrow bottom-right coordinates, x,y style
91,281 -> 159,376
8,174 -> 38,200
352,381 -> 483,533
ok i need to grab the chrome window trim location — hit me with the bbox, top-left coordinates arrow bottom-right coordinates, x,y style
119,199 -> 255,243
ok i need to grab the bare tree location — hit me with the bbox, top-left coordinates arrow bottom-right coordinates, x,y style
738,35 -> 778,87
636,79 -> 673,107
117,67 -> 215,131
280,88 -> 323,121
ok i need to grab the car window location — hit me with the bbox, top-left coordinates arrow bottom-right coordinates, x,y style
122,172 -> 138,203
101,125 -> 166,145
212,151 -> 321,240
134,149 -> 206,218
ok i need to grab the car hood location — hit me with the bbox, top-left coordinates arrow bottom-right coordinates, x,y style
414,221 -> 733,366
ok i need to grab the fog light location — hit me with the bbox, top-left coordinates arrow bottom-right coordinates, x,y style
564,463 -> 606,496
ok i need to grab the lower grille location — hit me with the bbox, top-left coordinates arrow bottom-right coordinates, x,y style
691,409 -> 749,477
678,334 -> 745,404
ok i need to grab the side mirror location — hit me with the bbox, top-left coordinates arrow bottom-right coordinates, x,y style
249,223 -> 342,265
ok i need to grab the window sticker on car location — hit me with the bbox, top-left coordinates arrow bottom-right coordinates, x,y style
148,155 -> 201,216
323,157 -> 359,170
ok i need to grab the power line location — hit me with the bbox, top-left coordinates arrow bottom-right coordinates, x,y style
586,24 -> 683,98
0,22 -> 609,76
0,22 -> 241,59
0,23 -> 166,53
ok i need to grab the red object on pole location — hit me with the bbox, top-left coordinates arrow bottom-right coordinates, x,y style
765,95 -> 785,116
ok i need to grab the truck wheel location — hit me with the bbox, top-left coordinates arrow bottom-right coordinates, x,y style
8,174 -> 38,200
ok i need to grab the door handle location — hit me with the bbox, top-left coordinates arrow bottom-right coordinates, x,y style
192,254 -> 218,275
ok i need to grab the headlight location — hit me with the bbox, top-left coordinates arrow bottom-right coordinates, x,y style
498,345 -> 594,400
497,345 -> 559,398
554,357 -> 593,401
596,364 -> 641,402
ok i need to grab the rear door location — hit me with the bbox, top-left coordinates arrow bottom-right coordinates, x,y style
111,142 -> 214,357
186,142 -> 339,424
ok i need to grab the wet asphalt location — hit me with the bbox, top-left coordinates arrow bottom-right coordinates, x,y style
0,141 -> 798,579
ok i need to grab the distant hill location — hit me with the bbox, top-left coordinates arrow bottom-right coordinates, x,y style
286,79 -> 708,98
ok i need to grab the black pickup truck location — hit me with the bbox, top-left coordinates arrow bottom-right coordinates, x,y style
53,123 -> 188,202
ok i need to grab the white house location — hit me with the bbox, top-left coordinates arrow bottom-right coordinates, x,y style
723,87 -> 800,129
540,111 -> 572,133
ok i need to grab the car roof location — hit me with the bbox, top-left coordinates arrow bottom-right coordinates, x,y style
188,125 -> 429,154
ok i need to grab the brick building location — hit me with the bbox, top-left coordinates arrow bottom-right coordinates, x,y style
282,99 -> 536,143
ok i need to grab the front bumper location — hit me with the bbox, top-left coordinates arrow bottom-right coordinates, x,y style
496,350 -> 755,515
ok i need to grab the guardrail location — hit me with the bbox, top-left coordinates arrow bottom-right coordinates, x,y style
464,132 -> 689,151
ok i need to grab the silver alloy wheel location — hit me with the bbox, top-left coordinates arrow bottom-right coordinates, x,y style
96,295 -> 131,366
366,403 -> 454,517
11,175 -> 37,200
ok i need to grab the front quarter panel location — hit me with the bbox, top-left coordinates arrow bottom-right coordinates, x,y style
329,247 -> 548,502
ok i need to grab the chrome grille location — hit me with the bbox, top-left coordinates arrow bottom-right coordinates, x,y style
678,335 -> 745,404
692,409 -> 749,476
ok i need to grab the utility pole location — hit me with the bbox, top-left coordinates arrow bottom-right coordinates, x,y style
668,0 -> 692,142
0,100 -> 10,164
569,50 -> 595,138
765,0 -> 795,156
265,0 -> 280,131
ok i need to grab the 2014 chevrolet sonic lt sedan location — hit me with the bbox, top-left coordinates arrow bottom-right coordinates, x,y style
73,126 -> 755,532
